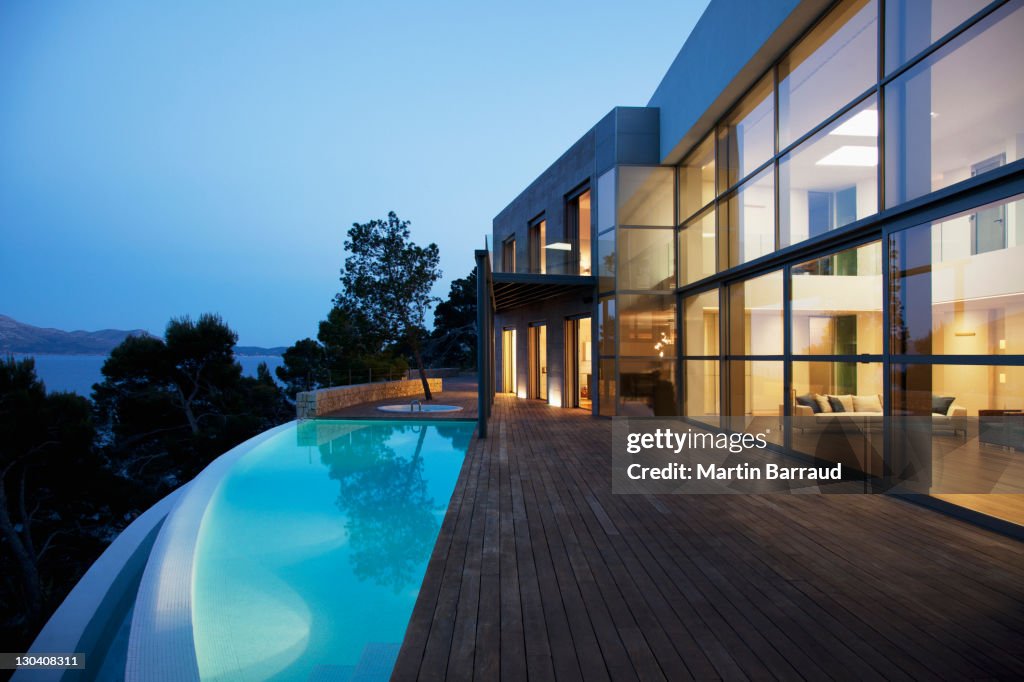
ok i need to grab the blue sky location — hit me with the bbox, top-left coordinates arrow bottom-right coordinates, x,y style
0,0 -> 708,346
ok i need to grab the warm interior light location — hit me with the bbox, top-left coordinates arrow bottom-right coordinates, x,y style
999,339 -> 1007,350
829,109 -> 877,137
545,242 -> 572,251
702,232 -> 715,238
999,373 -> 1007,384
816,145 -> 878,167
954,331 -> 976,337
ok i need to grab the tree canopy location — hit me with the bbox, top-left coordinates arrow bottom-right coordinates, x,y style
337,212 -> 441,397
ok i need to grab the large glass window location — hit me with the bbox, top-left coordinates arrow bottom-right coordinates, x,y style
528,218 -> 546,274
729,270 -> 784,355
890,195 -> 1024,356
618,228 -> 675,290
884,0 -> 989,74
597,169 -> 615,232
892,362 -> 1024,525
599,358 -> 616,417
618,294 -> 676,357
598,297 -> 616,356
678,134 -> 716,222
617,166 -> 674,226
884,2 -> 1024,206
678,207 -> 717,286
597,230 -> 615,292
620,359 -> 676,417
721,167 -> 775,267
718,73 -> 775,190
577,190 -> 592,275
791,241 -> 883,355
778,0 -> 877,149
684,360 -> 720,426
780,95 -> 878,248
683,289 -> 719,357
727,360 -> 784,445
791,361 -> 884,475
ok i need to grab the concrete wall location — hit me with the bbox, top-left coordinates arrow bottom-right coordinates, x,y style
296,379 -> 443,419
493,107 -> 660,271
648,0 -> 833,164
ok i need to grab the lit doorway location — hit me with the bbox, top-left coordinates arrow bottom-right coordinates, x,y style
528,324 -> 547,401
565,317 -> 592,410
501,328 -> 517,395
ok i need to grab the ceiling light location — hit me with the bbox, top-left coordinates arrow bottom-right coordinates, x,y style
545,242 -> 572,251
829,109 -> 877,137
816,145 -> 878,167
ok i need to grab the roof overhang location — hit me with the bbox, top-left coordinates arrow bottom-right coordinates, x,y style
492,273 -> 595,313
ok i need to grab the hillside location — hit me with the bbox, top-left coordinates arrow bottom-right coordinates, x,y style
0,315 -> 284,356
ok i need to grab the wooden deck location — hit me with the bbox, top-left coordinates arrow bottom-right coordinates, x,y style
393,393 -> 1024,681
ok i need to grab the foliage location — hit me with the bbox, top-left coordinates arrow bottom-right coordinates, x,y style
0,357 -> 131,648
276,338 -> 330,395
94,313 -> 290,495
338,211 -> 442,398
426,267 -> 477,369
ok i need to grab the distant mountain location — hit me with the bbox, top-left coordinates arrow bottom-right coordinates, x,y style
0,315 -> 154,355
234,346 -> 287,357
0,316 -> 285,357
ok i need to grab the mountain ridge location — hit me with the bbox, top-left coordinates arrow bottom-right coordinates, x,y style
0,315 -> 285,356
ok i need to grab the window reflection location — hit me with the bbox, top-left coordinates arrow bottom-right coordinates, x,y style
617,166 -> 674,226
683,289 -> 719,357
884,0 -> 988,74
678,134 -> 716,222
890,195 -> 1024,356
618,294 -> 676,357
884,2 -> 1024,206
780,95 -> 878,248
729,270 -> 783,355
778,0 -> 877,149
792,241 -> 883,356
618,228 -> 675,290
721,167 -> 775,267
678,207 -> 717,285
718,73 -> 775,190
620,359 -> 676,417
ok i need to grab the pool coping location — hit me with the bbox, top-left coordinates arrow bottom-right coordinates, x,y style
124,421 -> 295,682
13,488 -> 183,682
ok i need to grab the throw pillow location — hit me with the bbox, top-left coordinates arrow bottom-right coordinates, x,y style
796,393 -> 821,414
853,394 -> 883,413
828,394 -> 855,413
815,394 -> 833,413
827,395 -> 847,413
932,395 -> 955,415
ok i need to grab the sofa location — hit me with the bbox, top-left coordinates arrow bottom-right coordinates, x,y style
783,393 -> 967,437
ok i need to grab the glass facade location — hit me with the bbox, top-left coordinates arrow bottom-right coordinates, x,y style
494,0 -> 1024,526
777,0 -> 877,149
884,1 -> 1024,206
779,95 -> 878,248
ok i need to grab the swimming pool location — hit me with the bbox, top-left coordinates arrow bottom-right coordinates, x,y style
190,420 -> 473,681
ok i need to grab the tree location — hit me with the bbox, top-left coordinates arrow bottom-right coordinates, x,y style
94,314 -> 289,492
338,212 -> 442,398
0,357 -> 108,639
428,267 -> 477,369
276,338 -> 330,395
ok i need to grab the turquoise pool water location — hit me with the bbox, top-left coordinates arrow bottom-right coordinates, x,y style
191,420 -> 473,681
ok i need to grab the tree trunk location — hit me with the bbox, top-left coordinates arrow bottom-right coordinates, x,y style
409,332 -> 432,400
0,477 -> 43,627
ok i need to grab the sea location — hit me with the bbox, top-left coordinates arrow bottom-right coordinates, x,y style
9,353 -> 286,397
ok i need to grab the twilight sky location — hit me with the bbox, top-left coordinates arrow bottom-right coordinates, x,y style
0,0 -> 708,346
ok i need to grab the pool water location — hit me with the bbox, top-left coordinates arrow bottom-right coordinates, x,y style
191,420 -> 474,681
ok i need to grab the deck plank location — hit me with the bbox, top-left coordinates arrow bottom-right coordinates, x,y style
394,393 -> 1024,681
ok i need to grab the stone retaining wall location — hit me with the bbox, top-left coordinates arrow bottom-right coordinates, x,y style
296,378 -> 443,419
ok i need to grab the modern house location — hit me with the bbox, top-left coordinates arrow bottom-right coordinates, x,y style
478,0 -> 1024,528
